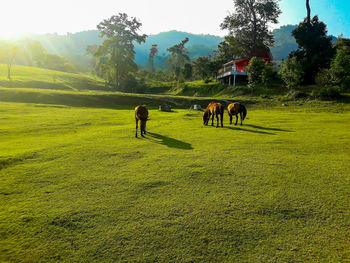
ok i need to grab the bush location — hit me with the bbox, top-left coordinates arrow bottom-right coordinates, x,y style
279,57 -> 303,90
262,62 -> 274,87
282,90 -> 308,101
312,86 -> 341,100
119,74 -> 138,93
315,68 -> 335,88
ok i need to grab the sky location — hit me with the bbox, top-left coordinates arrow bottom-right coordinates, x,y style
0,0 -> 349,38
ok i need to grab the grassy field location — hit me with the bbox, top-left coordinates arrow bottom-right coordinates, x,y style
0,99 -> 349,262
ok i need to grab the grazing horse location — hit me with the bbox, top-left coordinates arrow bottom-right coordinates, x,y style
135,105 -> 149,138
227,103 -> 247,126
203,102 -> 224,128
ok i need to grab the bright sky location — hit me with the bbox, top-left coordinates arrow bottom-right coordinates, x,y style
1,0 -> 349,38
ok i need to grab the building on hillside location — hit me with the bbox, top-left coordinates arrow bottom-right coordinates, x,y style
217,51 -> 272,86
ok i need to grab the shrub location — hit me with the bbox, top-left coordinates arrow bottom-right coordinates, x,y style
119,74 -> 138,93
279,57 -> 303,90
204,78 -> 211,84
315,68 -> 335,88
312,86 -> 341,100
262,62 -> 274,87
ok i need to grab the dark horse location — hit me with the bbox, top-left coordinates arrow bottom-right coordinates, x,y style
227,103 -> 247,126
135,105 -> 149,138
203,102 -> 224,128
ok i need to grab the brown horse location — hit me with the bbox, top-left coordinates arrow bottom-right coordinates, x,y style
227,103 -> 247,126
203,102 -> 224,128
135,105 -> 149,138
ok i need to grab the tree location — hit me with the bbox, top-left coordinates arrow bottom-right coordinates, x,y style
26,40 -> 46,67
330,49 -> 350,91
182,63 -> 193,80
44,53 -> 77,73
306,0 -> 311,24
167,38 -> 190,79
220,0 -> 281,58
193,56 -> 211,79
0,42 -> 19,80
335,36 -> 350,55
262,62 -> 274,87
247,57 -> 265,95
279,57 -> 303,90
291,16 -> 335,84
95,13 -> 147,90
148,44 -> 158,73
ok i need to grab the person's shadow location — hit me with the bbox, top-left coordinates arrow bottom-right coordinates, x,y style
146,132 -> 193,150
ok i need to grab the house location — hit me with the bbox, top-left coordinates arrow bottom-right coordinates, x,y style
217,51 -> 272,86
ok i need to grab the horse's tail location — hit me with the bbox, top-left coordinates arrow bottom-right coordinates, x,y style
241,105 -> 247,120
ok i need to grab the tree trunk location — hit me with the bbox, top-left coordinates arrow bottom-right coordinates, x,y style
7,64 -> 11,80
306,0 -> 311,23
115,68 -> 119,90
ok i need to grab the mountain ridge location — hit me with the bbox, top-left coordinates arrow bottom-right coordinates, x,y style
1,27 -> 302,69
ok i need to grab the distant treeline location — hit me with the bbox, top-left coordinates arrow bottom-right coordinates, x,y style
0,26 -> 317,72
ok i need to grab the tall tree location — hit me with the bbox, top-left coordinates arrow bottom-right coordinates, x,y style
291,16 -> 335,83
148,44 -> 158,73
220,0 -> 281,58
306,0 -> 311,24
167,38 -> 190,78
95,13 -> 147,89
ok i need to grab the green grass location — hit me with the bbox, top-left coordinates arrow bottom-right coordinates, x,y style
0,65 -> 107,91
0,100 -> 349,262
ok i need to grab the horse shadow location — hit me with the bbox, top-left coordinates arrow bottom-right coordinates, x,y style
224,126 -> 276,135
146,132 -> 193,150
245,124 -> 294,132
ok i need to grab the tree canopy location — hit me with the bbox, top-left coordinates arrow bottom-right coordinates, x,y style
290,15 -> 335,84
166,38 -> 190,78
95,13 -> 147,90
220,0 -> 281,58
148,44 -> 158,73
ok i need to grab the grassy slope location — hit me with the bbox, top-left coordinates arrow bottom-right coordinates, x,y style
0,65 -> 107,91
0,101 -> 349,262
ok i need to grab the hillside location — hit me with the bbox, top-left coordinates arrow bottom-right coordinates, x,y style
0,65 -> 106,91
3,26 -> 303,70
5,31 -> 223,68
270,25 -> 298,60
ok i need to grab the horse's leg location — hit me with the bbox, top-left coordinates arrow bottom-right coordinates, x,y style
235,114 -> 238,125
141,122 -> 145,138
135,118 -> 138,138
229,114 -> 232,125
216,114 -> 219,128
211,113 -> 214,126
